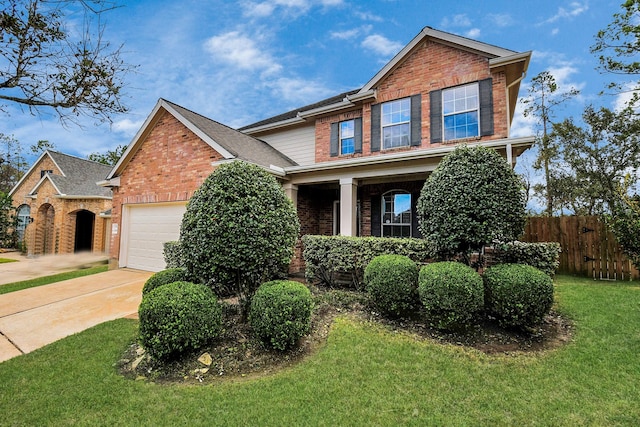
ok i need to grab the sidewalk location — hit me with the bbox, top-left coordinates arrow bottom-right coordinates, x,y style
0,251 -> 109,285
0,253 -> 152,363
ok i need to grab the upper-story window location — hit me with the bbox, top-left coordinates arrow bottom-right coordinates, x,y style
429,78 -> 493,144
371,95 -> 421,152
443,83 -> 479,141
382,98 -> 411,149
340,120 -> 355,155
330,117 -> 362,157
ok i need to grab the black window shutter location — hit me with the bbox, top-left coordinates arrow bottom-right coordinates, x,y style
371,103 -> 381,152
410,94 -> 422,146
330,122 -> 339,157
354,117 -> 363,153
370,196 -> 381,237
479,78 -> 494,136
429,90 -> 442,143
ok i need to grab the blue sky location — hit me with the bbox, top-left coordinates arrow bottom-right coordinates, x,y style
1,0 -> 632,181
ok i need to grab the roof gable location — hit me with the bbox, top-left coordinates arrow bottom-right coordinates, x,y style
9,150 -> 112,198
107,99 -> 296,180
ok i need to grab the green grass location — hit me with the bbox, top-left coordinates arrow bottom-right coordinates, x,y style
0,265 -> 109,295
0,257 -> 18,264
0,275 -> 638,426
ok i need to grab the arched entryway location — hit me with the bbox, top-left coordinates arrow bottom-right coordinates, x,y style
74,210 -> 95,252
36,204 -> 55,255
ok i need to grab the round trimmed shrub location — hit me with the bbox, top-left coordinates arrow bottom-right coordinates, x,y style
179,161 -> 300,300
364,254 -> 418,318
416,146 -> 526,261
483,264 -> 554,328
142,268 -> 187,295
249,280 -> 313,351
138,281 -> 222,360
418,261 -> 484,330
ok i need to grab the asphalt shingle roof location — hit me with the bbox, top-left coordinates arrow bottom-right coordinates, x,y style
45,151 -> 113,197
164,100 -> 297,168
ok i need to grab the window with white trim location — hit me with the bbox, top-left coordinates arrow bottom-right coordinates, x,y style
340,120 -> 355,155
382,98 -> 411,149
382,190 -> 411,237
443,83 -> 479,141
16,204 -> 30,242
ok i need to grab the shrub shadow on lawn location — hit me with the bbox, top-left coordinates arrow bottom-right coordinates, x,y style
118,285 -> 574,385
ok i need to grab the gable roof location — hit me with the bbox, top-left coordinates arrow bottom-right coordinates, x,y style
106,99 -> 296,180
9,150 -> 112,198
240,26 -> 530,134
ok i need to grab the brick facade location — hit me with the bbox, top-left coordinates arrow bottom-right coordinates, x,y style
11,155 -> 111,256
314,40 -> 508,163
109,111 -> 224,267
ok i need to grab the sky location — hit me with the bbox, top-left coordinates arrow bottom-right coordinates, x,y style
1,0 -> 633,192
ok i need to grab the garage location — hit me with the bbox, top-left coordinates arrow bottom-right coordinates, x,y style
120,203 -> 187,271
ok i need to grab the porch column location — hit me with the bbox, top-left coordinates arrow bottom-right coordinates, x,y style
339,178 -> 357,236
506,143 -> 513,167
283,183 -> 298,209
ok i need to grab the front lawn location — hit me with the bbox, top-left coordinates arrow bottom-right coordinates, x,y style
0,265 -> 109,295
0,257 -> 17,264
0,275 -> 638,425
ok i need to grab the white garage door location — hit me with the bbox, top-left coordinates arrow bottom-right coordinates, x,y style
123,203 -> 187,271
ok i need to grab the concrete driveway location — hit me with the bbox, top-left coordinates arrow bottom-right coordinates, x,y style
0,256 -> 151,363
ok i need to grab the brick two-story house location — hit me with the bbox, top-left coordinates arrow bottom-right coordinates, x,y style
101,27 -> 533,272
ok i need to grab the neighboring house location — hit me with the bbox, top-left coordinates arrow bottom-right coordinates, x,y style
9,151 -> 113,256
101,26 -> 534,272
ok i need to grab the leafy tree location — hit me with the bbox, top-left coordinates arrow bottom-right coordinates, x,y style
591,0 -> 640,97
87,144 -> 126,165
608,188 -> 640,270
521,71 -> 579,216
416,146 -> 526,266
0,191 -> 17,248
0,0 -> 134,124
30,140 -> 56,155
0,133 -> 27,193
552,104 -> 640,214
179,161 -> 300,313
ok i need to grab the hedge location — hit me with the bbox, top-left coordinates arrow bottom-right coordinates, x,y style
302,235 -> 434,289
492,241 -> 561,277
364,254 -> 419,318
163,241 -> 184,269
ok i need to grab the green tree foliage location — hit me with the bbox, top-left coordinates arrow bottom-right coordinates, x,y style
0,0 -> 134,124
364,254 -> 419,318
0,191 -> 17,248
552,105 -> 640,214
521,71 -> 579,216
0,133 -> 26,194
179,161 -> 300,311
608,180 -> 640,270
416,146 -> 526,265
591,0 -> 640,96
87,144 -> 127,165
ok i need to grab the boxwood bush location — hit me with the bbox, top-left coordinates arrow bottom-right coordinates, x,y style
302,235 -> 433,289
163,241 -> 184,269
138,281 -> 222,361
483,263 -> 554,328
142,268 -> 187,295
249,280 -> 313,351
492,241 -> 561,277
364,254 -> 419,318
418,261 -> 484,330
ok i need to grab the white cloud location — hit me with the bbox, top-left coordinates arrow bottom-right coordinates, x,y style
441,14 -> 472,28
361,34 -> 403,57
539,1 -> 589,25
487,13 -> 514,27
241,2 -> 276,18
204,31 -> 282,75
330,28 -> 361,40
613,83 -> 640,112
265,77 -> 335,105
465,28 -> 481,39
112,118 -> 144,136
355,11 -> 384,22
241,0 -> 342,18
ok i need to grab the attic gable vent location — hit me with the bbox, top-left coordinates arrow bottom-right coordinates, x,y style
40,169 -> 53,178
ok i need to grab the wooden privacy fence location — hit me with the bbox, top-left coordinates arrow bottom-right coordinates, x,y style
522,216 -> 640,281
